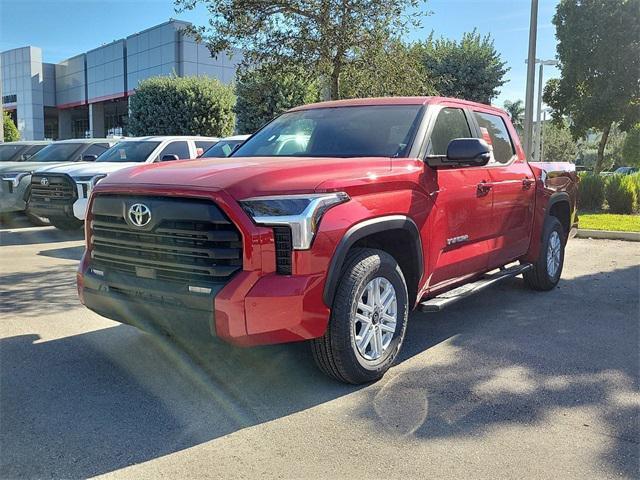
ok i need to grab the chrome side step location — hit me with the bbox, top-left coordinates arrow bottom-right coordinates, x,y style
418,263 -> 533,313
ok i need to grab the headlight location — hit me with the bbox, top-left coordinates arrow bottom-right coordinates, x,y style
240,192 -> 350,249
1,172 -> 29,187
72,174 -> 107,186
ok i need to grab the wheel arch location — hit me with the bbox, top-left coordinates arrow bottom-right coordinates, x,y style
322,215 -> 423,308
547,192 -> 571,239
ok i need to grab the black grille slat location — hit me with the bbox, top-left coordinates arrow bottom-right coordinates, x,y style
30,175 -> 76,203
273,226 -> 293,275
89,196 -> 243,284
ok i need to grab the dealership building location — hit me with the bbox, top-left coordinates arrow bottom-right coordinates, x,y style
1,20 -> 241,140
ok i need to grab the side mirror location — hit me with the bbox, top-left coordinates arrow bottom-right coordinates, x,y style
161,154 -> 180,162
426,138 -> 491,168
82,154 -> 98,162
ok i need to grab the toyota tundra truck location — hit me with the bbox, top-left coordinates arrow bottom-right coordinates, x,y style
77,97 -> 578,384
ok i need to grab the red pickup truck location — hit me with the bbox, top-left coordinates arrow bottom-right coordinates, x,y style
77,97 -> 578,384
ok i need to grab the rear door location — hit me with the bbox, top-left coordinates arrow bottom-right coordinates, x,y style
424,105 -> 495,290
471,110 -> 535,268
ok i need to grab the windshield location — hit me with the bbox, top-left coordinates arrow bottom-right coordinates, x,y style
232,105 -> 423,158
29,143 -> 84,162
96,141 -> 161,162
202,140 -> 245,158
0,144 -> 28,161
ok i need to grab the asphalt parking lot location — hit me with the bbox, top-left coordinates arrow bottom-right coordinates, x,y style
1,215 -> 638,479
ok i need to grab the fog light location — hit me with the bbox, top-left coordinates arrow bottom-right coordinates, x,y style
91,268 -> 104,276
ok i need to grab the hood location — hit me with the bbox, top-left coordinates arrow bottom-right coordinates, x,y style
34,161 -> 140,177
100,156 -> 392,198
0,161 -> 76,174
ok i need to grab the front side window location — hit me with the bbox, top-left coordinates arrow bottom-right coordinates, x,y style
29,143 -> 84,162
203,140 -> 244,158
84,144 -> 109,157
96,142 -> 161,163
195,141 -> 217,157
158,141 -> 190,161
22,144 -> 47,160
0,144 -> 27,161
427,107 -> 472,156
473,112 -> 515,164
232,105 -> 423,158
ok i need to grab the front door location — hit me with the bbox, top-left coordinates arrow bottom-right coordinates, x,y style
423,106 -> 495,291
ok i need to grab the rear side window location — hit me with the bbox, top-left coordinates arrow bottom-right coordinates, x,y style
158,141 -> 190,161
473,112 -> 515,164
428,108 -> 472,156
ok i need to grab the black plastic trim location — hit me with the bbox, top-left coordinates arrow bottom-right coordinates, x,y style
322,215 -> 423,307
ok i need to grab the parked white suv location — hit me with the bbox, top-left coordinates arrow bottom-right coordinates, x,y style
28,136 -> 218,229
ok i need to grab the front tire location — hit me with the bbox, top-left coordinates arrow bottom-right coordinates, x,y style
523,216 -> 565,291
49,216 -> 83,231
311,248 -> 409,384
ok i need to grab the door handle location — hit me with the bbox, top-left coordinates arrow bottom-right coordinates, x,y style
522,177 -> 535,190
477,181 -> 492,197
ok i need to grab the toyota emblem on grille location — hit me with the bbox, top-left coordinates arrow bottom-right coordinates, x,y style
128,203 -> 151,227
40,177 -> 49,186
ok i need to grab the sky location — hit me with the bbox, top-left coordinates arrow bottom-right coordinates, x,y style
0,0 -> 561,109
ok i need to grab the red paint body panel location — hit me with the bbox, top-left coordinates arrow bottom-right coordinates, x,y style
77,96 -> 577,346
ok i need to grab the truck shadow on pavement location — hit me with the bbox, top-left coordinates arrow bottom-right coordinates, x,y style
0,226 -> 84,246
1,265 -> 638,478
1,266 -> 82,318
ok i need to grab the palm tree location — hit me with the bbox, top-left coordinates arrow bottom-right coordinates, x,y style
503,99 -> 525,133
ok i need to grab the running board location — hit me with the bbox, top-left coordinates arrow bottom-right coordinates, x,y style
418,263 -> 533,313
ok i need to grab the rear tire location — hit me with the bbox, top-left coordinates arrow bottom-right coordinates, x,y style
311,248 -> 409,384
523,216 -> 565,291
49,216 -> 83,231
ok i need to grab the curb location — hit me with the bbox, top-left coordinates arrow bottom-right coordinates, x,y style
576,229 -> 640,242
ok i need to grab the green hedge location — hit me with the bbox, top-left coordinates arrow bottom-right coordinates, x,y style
605,175 -> 637,214
578,173 -> 605,211
128,76 -> 236,137
3,111 -> 19,141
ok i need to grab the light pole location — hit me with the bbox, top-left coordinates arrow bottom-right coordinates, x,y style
533,59 -> 558,162
523,0 -> 539,160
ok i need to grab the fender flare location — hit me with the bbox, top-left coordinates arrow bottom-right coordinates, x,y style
322,215 -> 423,307
546,191 -> 570,216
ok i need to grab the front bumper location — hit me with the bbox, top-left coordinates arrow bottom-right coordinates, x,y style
0,175 -> 30,213
76,186 -> 331,347
79,254 -> 328,346
80,267 -> 223,339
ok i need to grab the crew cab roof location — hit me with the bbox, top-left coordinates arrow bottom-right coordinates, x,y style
290,96 -> 509,116
116,136 -> 220,142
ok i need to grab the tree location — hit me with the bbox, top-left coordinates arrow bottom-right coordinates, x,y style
3,111 -> 19,142
503,99 -> 524,134
235,65 -> 320,134
175,0 -> 426,100
622,124 -> 640,167
128,76 -> 236,137
543,0 -> 640,174
340,32 -> 436,99
415,30 -> 508,104
541,120 -> 577,163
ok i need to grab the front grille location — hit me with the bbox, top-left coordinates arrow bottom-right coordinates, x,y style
89,196 -> 243,285
273,226 -> 293,275
30,174 -> 76,205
